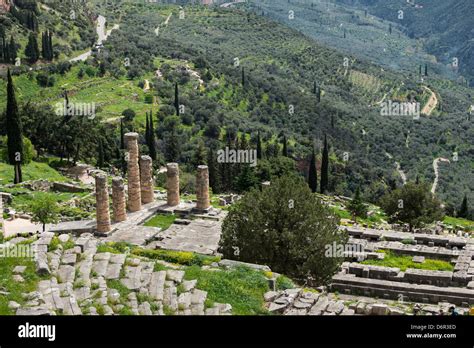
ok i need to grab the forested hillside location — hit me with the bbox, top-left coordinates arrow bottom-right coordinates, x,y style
0,0 -> 95,66
0,0 -> 472,214
334,0 -> 474,86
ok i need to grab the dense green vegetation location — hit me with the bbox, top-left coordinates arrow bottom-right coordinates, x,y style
0,1 -> 471,217
220,175 -> 346,284
334,0 -> 474,86
380,182 -> 444,230
0,0 -> 95,64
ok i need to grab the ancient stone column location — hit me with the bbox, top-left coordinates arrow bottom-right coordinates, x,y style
196,165 -> 210,211
140,155 -> 154,204
166,163 -> 180,206
112,177 -> 127,223
125,132 -> 141,212
95,174 -> 111,233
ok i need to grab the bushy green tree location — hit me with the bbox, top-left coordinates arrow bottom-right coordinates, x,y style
30,193 -> 60,232
380,182 -> 444,231
220,175 -> 346,284
347,187 -> 367,220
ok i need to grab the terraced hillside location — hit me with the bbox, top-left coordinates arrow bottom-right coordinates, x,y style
0,1 -> 472,209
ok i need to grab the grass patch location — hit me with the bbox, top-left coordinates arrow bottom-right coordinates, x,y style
97,242 -> 133,254
48,235 -> 61,252
0,254 -> 46,315
97,242 -> 220,267
184,265 -> 270,315
132,248 -> 220,267
106,279 -> 131,299
143,214 -> 176,230
444,216 -> 474,232
361,250 -> 454,271
0,161 -> 68,184
276,275 -> 295,290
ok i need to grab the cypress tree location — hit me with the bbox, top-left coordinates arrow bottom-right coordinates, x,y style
241,67 -> 245,87
282,135 -> 288,157
308,147 -> 317,193
256,131 -> 262,160
120,118 -> 125,149
320,134 -> 329,194
174,82 -> 179,117
25,33 -> 40,64
9,36 -> 16,63
6,69 -> 23,183
458,195 -> 468,218
145,112 -> 150,146
148,112 -> 157,161
424,64 -> 428,76
97,138 -> 105,168
348,187 -> 367,220
208,149 -> 220,194
240,132 -> 248,150
48,30 -> 53,60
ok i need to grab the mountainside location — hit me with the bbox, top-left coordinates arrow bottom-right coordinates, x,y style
334,0 -> 474,86
0,1 -> 472,211
0,0 -> 95,65
98,2 -> 472,207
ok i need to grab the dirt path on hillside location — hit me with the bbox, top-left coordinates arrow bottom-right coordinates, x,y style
431,157 -> 450,194
395,162 -> 407,185
70,15 -> 119,63
421,86 -> 438,116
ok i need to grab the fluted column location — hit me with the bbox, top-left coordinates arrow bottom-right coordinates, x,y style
140,155 -> 154,204
166,163 -> 180,206
95,174 -> 111,233
112,177 -> 127,222
196,165 -> 210,211
125,132 -> 141,212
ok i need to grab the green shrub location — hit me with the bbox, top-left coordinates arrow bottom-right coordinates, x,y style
276,275 -> 295,290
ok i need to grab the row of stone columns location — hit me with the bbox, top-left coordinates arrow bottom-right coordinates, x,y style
95,132 -> 211,233
165,163 -> 210,211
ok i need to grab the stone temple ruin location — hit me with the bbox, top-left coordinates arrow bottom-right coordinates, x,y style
91,132 -> 219,238
2,134 -> 473,316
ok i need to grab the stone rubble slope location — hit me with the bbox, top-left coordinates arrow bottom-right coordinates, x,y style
10,232 -> 232,316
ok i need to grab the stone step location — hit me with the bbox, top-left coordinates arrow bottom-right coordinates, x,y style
331,274 -> 474,306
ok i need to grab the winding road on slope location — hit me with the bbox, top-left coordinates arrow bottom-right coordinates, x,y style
69,15 -> 119,63
220,0 -> 247,8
